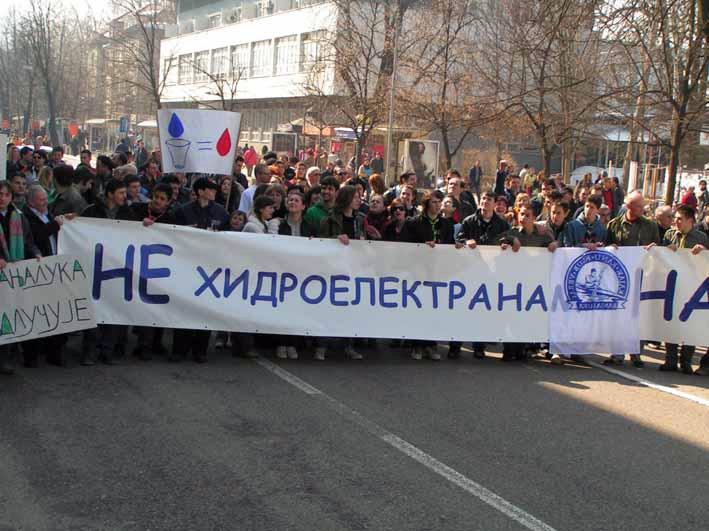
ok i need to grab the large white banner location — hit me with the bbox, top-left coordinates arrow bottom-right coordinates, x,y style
640,248 -> 709,346
57,219 -> 709,346
59,219 -> 552,342
549,248 -> 644,355
157,109 -> 241,175
0,255 -> 97,345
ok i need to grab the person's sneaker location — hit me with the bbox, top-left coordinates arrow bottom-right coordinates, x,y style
286,346 -> 299,360
473,350 -> 486,359
345,346 -> 363,360
631,355 -> 644,368
193,354 -> 207,364
429,350 -> 441,361
245,349 -> 259,359
694,366 -> 709,376
550,354 -> 564,365
447,348 -> 460,359
0,364 -> 14,375
215,338 -> 224,349
410,348 -> 423,360
680,365 -> 694,375
276,346 -> 288,359
226,337 -> 233,348
313,347 -> 326,361
132,347 -> 152,361
658,363 -> 677,372
602,358 -> 619,365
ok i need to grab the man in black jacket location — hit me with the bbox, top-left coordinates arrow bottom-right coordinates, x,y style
23,185 -> 74,367
450,191 -> 511,359
81,179 -> 134,365
173,178 -> 229,363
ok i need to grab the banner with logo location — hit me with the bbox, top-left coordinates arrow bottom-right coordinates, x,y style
640,248 -> 709,346
549,248 -> 645,355
157,109 -> 241,175
0,255 -> 97,345
57,219 -> 708,347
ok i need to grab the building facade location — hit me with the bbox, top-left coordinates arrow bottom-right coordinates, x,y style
160,0 -> 336,151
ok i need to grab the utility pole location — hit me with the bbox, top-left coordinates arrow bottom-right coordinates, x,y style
384,15 -> 400,187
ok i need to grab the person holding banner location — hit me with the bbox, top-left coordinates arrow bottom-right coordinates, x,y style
0,180 -> 42,374
317,185 -> 366,361
172,177 -> 229,363
304,175 -> 339,230
647,205 -> 707,374
403,189 -> 459,361
449,191 -> 511,359
604,190 -> 661,367
499,204 -> 558,362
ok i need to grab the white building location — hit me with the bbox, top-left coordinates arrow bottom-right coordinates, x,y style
160,0 -> 338,151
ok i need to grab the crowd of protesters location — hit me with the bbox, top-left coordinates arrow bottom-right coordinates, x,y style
1,141 -> 707,377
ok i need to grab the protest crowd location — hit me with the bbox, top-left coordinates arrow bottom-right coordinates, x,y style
1,139 -> 708,376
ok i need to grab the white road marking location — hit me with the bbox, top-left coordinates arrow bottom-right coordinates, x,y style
256,358 -> 557,531
586,360 -> 709,408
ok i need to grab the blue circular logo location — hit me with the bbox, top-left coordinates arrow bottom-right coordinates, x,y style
564,250 -> 630,311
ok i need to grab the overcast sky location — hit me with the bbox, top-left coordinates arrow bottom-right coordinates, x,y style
0,0 -> 111,18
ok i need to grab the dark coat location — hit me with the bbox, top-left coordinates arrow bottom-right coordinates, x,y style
0,203 -> 40,260
51,186 -> 88,217
319,211 -> 366,239
278,217 -> 317,237
402,214 -> 455,244
81,198 -> 135,220
22,205 -> 61,257
456,210 -> 510,245
175,200 -> 229,230
130,202 -> 177,225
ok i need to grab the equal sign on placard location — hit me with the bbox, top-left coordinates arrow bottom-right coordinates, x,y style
197,141 -> 213,151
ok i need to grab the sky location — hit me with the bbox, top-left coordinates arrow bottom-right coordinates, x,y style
0,0 -> 112,18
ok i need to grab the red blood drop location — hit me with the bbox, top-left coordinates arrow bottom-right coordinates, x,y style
216,128 -> 231,156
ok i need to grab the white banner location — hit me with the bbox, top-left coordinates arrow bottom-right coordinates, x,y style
157,109 -> 241,175
549,248 -> 644,355
57,219 -> 709,347
0,255 -> 97,345
59,219 -> 552,342
640,248 -> 709,346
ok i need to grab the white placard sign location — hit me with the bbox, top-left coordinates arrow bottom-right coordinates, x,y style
0,255 -> 97,345
157,109 -> 241,175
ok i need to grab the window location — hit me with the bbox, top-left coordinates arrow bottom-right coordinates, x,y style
211,47 -> 228,79
301,31 -> 325,68
256,0 -> 274,17
275,35 -> 298,75
164,57 -> 178,85
250,40 -> 272,77
194,51 -> 209,82
230,44 -> 250,79
208,13 -> 222,28
178,54 -> 192,84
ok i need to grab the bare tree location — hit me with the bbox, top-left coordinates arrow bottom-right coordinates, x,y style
105,0 -> 176,113
186,57 -> 245,112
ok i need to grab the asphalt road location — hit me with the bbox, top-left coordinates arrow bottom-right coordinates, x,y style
1,336 -> 708,531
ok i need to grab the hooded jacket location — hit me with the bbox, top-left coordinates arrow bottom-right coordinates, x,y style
563,212 -> 607,247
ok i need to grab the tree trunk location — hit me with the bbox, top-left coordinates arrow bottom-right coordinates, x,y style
23,79 -> 34,136
45,81 -> 59,147
664,113 -> 683,205
441,130 -> 452,171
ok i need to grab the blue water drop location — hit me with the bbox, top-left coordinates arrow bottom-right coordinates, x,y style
168,113 -> 184,137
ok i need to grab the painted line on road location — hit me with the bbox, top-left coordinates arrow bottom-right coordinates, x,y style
586,360 -> 709,407
256,358 -> 557,531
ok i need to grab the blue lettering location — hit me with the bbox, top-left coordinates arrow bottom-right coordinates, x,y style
498,282 -> 522,312
423,281 -> 447,309
640,270 -> 677,321
448,281 -> 466,310
401,280 -> 422,308
330,275 -> 350,307
300,275 -> 327,305
351,277 -> 376,306
250,272 -> 278,306
679,278 -> 708,322
278,272 -> 298,303
378,277 -> 399,308
468,284 -> 491,311
92,243 -> 135,301
224,269 -> 249,299
138,244 -> 172,304
194,266 -> 222,298
525,284 -> 547,312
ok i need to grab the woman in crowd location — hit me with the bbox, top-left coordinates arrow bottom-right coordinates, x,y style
275,191 -> 318,360
382,199 -> 408,242
38,166 -> 56,204
401,190 -> 458,360
305,185 -> 321,209
265,184 -> 287,226
364,194 -> 389,240
228,210 -> 247,232
317,185 -> 365,360
368,174 -> 386,200
243,195 -> 275,234
217,176 -> 238,214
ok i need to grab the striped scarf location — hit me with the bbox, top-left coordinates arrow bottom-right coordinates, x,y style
0,208 -> 24,262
